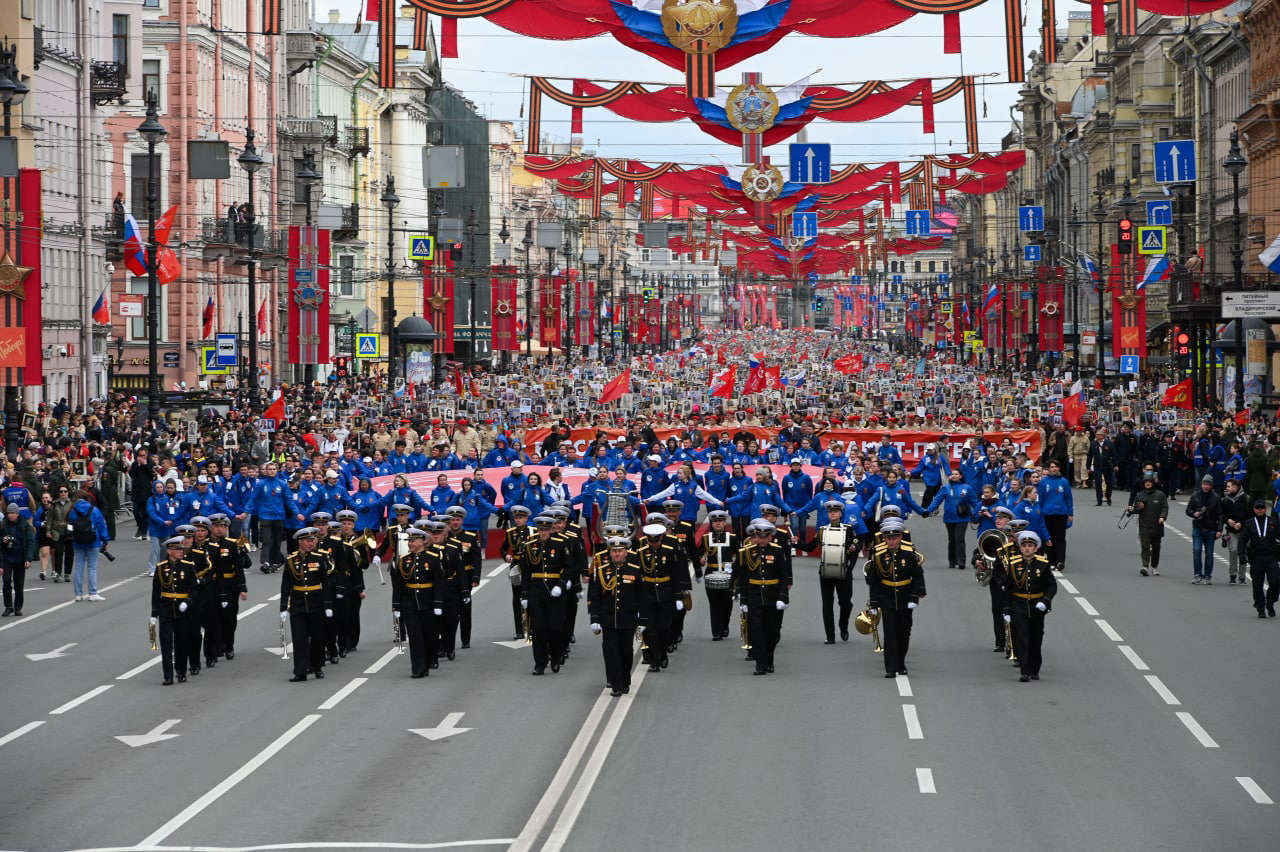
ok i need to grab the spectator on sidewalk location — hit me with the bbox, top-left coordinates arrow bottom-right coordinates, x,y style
1185,475 -> 1221,585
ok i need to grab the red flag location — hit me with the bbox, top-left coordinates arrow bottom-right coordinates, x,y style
91,289 -> 110,325
1062,392 -> 1084,427
763,365 -> 781,390
263,392 -> 286,424
716,347 -> 727,366
257,298 -> 268,334
155,205 -> 178,247
1235,409 -> 1250,426
1162,379 -> 1193,410
156,247 -> 182,285
453,364 -> 465,397
742,366 -> 766,395
598,368 -> 631,404
709,365 -> 736,399
201,296 -> 215,338
833,353 -> 861,374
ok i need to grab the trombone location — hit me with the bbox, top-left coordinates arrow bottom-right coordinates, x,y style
148,620 -> 158,651
393,610 -> 404,655
280,617 -> 289,661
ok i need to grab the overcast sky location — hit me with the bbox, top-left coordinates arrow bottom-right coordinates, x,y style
324,1 -> 1062,168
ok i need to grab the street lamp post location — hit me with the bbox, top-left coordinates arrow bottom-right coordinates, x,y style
561,235 -> 573,360
381,176 -> 400,387
1093,185 -> 1108,388
465,207 -> 479,369
137,92 -> 167,424
1,42 -> 29,460
237,129 -> 264,413
296,149 -> 320,406
522,221 -> 533,358
1224,129 -> 1248,413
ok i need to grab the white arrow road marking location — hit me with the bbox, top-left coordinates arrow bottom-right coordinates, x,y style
265,644 -> 293,657
25,642 -> 77,661
409,712 -> 472,742
115,719 -> 182,748
493,639 -> 528,649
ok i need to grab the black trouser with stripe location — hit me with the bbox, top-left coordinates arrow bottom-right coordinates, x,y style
818,574 -> 853,641
705,585 -> 733,637
601,626 -> 634,690
1011,607 -> 1045,677
288,608 -> 326,679
158,614 -> 190,680
747,601 -> 782,672
401,606 -> 435,677
880,605 -> 913,674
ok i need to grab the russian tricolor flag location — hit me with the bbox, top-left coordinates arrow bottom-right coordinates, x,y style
1079,253 -> 1101,288
980,282 -> 999,315
91,289 -> 109,325
1138,255 -> 1170,291
122,210 -> 148,276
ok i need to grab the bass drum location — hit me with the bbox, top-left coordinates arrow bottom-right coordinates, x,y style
819,527 -> 850,580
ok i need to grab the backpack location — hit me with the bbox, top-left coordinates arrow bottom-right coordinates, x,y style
71,508 -> 96,545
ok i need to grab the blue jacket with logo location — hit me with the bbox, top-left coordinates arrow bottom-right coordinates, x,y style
245,476 -> 302,522
926,482 -> 979,524
1036,474 -> 1074,516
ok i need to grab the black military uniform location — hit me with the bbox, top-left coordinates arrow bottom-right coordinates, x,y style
514,521 -> 574,674
452,523 -> 482,647
186,528 -> 218,673
866,530 -> 925,677
280,530 -> 335,682
736,527 -> 790,675
340,521 -> 372,651
1003,540 -> 1057,681
436,527 -> 470,662
799,518 -> 859,644
391,530 -> 444,677
323,524 -> 364,659
661,513 -> 696,647
1239,505 -> 1280,618
698,518 -> 739,640
633,528 -> 681,671
587,542 -> 642,695
552,512 -> 588,651
151,540 -> 196,684
501,514 -> 533,639
208,519 -> 249,659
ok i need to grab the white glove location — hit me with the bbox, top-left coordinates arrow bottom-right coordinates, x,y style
576,591 -> 583,601
1003,614 -> 1012,624
178,601 -> 188,613
724,566 -> 733,575
695,575 -> 703,584
149,616 -> 158,626
550,585 -> 563,598
372,556 -> 382,568
433,607 -> 443,616
521,599 -> 528,610
336,593 -> 344,599
324,608 -> 333,618
393,610 -> 400,619
907,601 -> 918,610
869,608 -> 878,616
221,601 -> 228,609
590,623 -> 602,635
740,604 -> 749,614
675,599 -> 685,612
280,611 -> 289,624
1035,601 -> 1047,613
776,600 -> 787,611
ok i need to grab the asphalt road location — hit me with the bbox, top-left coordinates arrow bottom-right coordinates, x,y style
0,488 -> 1275,852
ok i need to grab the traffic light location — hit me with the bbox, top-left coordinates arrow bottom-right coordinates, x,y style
334,356 -> 349,379
1173,327 -> 1190,357
449,241 -> 463,261
1117,218 -> 1133,255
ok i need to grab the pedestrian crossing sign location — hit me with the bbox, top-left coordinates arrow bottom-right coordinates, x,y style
1137,226 -> 1166,255
408,235 -> 435,261
355,333 -> 381,359
200,346 -> 228,374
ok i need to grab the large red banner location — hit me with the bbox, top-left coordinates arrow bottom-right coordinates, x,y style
287,225 -> 331,365
426,250 -> 455,355
575,277 -> 594,345
1038,267 -> 1065,353
538,275 -> 561,347
0,169 -> 41,382
644,299 -> 660,345
1111,244 -> 1148,358
667,299 -> 681,342
490,267 -> 519,351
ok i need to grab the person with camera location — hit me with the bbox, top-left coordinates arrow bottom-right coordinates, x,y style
926,468 -> 979,571
1130,472 -> 1168,577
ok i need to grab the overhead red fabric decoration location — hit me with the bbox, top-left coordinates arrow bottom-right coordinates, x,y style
427,248 -> 456,355
441,15 -> 459,57
491,267 -> 520,351
287,226 -> 331,366
943,12 -> 961,53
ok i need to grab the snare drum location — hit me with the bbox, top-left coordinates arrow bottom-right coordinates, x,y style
704,570 -> 732,590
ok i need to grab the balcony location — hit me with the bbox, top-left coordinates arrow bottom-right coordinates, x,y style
278,114 -> 338,146
285,31 -> 319,75
345,126 -> 370,156
94,212 -> 125,262
90,61 -> 127,107
333,204 -> 360,242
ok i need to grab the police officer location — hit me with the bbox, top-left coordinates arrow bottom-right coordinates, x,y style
501,505 -> 533,640
514,515 -> 573,675
280,527 -> 335,682
1239,499 -> 1280,618
588,536 -> 642,697
866,518 -> 925,678
698,510 -> 738,640
736,519 -> 789,676
1003,530 -> 1057,681
151,536 -> 196,684
207,513 -> 249,660
392,526 -> 444,677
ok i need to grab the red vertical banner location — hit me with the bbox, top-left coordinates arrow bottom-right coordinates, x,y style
490,267 -> 519,351
1039,267 -> 1065,353
538,275 -> 561,347
426,251 -> 455,355
644,299 -> 660,345
627,293 -> 643,343
667,299 -> 681,342
575,277 -> 594,345
287,226 -> 330,365
0,169 -> 42,382
1111,245 -> 1148,358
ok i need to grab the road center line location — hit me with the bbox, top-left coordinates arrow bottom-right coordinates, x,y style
895,675 -> 913,698
318,677 -> 367,710
915,767 -> 936,794
237,603 -> 267,620
0,720 -> 45,749
1056,577 -> 1078,595
1094,618 -> 1123,642
902,704 -> 924,740
0,576 -> 139,633
1235,776 -> 1274,804
1117,645 -> 1150,671
363,647 -> 400,675
136,713 -> 323,848
49,684 -> 113,715
1175,712 -> 1219,748
1074,596 -> 1099,616
1143,675 -> 1180,706
487,564 -> 509,578
116,657 -> 162,681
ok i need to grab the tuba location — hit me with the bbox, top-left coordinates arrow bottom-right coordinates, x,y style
976,529 -> 1012,586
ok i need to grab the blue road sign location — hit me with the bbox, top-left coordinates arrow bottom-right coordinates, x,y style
1146,199 -> 1174,226
792,211 -> 818,240
938,273 -> 950,285
892,274 -> 903,285
1019,206 -> 1044,232
408,235 -> 435,261
1024,244 -> 1042,263
905,210 -> 930,236
806,271 -> 818,285
1154,139 -> 1196,183
788,143 -> 831,183
355,333 -> 381,359
851,275 -> 863,286
1119,355 -> 1140,375
294,269 -> 314,284
877,300 -> 886,310
215,332 -> 237,366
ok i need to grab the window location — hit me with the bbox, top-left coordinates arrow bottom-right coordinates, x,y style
928,261 -> 936,273
1130,143 -> 1141,180
143,0 -> 159,7
338,255 -> 354,297
914,261 -> 922,273
130,153 -> 153,213
942,261 -> 949,272
112,15 -> 129,72
142,60 -> 160,106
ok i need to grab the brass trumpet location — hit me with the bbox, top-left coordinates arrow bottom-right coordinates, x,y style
739,610 -> 751,651
149,620 -> 158,651
280,618 -> 289,661
523,609 -> 532,646
393,611 -> 404,655
638,624 -> 649,652
1005,619 -> 1017,663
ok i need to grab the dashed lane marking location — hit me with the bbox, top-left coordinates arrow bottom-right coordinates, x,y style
916,767 -> 936,794
1074,596 -> 1099,616
0,720 -> 45,748
317,677 -> 367,711
49,684 -> 113,715
1117,645 -> 1150,671
1144,675 -> 1180,706
1176,712 -> 1219,749
1094,618 -> 1123,642
895,675 -> 913,698
902,704 -> 923,740
1236,777 -> 1274,805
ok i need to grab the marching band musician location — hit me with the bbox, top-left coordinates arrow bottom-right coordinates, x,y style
373,503 -> 414,573
588,536 -> 642,697
280,527 -> 336,683
501,505 -> 534,640
207,513 -> 249,661
432,516 -> 468,664
759,505 -> 794,632
185,520 -> 218,674
324,519 -> 364,660
736,519 -> 789,676
659,500 -> 697,648
698,510 -> 738,641
444,506 -> 481,649
150,536 -> 196,685
391,526 -> 444,678
1003,530 -> 1057,682
973,506 -> 1015,654
634,522 -> 681,672
308,512 -> 341,664
798,500 -> 863,644
514,515 -> 574,675
336,510 -> 368,651
548,505 -> 586,653
865,518 -> 925,678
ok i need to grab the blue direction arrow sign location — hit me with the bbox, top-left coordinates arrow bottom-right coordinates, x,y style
1019,205 -> 1044,232
1119,355 -> 1140,375
792,211 -> 818,240
788,143 -> 831,183
1146,199 -> 1173,226
1154,139 -> 1196,182
1024,244 -> 1042,263
905,210 -> 930,236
